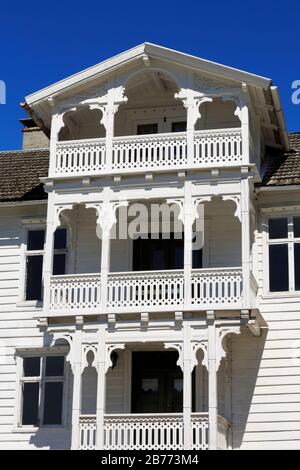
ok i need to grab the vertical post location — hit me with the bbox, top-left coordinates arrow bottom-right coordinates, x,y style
43,191 -> 55,314
207,311 -> 218,450
184,181 -> 194,308
186,88 -> 195,167
96,323 -> 106,449
183,322 -> 192,449
241,178 -> 251,308
241,84 -> 249,166
100,187 -> 112,313
49,110 -> 63,177
71,319 -> 83,449
105,87 -> 116,171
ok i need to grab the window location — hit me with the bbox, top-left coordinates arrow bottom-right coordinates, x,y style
133,233 -> 202,271
24,228 -> 67,301
171,121 -> 186,133
268,216 -> 300,292
137,123 -> 158,135
20,355 -> 65,427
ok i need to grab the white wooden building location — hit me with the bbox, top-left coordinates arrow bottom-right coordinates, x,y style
0,43 -> 299,450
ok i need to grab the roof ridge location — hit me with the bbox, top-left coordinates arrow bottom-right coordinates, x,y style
0,147 -> 49,155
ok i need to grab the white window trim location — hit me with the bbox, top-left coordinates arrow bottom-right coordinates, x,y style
263,212 -> 300,297
17,221 -> 45,307
18,222 -> 69,306
13,348 -> 69,432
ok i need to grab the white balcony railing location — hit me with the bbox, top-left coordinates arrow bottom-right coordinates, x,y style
54,128 -> 243,177
49,267 -> 243,315
112,132 -> 187,171
55,138 -> 106,176
191,268 -> 243,308
79,413 -> 229,450
107,270 -> 185,311
49,274 -> 101,313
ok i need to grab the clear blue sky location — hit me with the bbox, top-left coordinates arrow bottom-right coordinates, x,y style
0,0 -> 299,150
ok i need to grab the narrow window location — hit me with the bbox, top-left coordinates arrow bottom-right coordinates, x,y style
20,355 -> 65,427
25,229 -> 45,300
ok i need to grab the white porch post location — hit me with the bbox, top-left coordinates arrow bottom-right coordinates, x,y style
48,110 -> 63,177
184,181 -> 193,307
105,87 -> 116,171
100,187 -> 111,313
241,84 -> 250,166
207,312 -> 218,450
71,320 -> 83,449
183,323 -> 192,449
42,192 -> 55,314
241,178 -> 251,308
96,323 -> 106,449
186,90 -> 195,167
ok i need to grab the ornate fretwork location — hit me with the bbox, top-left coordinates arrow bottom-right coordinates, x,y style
81,343 -> 98,372
57,80 -> 109,109
105,344 -> 125,373
164,343 -> 183,371
222,195 -> 241,222
53,204 -> 76,231
167,196 -> 211,225
216,326 -> 241,371
192,341 -> 208,371
85,200 -> 128,236
193,73 -> 238,94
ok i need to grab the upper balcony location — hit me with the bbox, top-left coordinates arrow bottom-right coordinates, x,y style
48,68 -> 259,180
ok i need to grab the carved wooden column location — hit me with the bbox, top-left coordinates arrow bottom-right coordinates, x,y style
183,323 -> 192,449
241,83 -> 250,165
183,182 -> 194,308
207,311 -> 218,450
241,177 -> 251,309
42,191 -> 55,315
104,88 -> 116,171
71,319 -> 83,449
96,323 -> 106,449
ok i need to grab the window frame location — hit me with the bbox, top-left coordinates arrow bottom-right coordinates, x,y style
265,213 -> 300,295
18,223 -> 68,305
15,349 -> 68,431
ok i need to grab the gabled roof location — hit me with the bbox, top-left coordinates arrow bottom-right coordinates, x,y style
25,42 -> 272,106
262,133 -> 300,186
0,149 -> 49,202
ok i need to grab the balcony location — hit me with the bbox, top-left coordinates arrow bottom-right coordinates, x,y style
79,413 -> 229,450
49,267 -> 244,315
54,128 -> 243,178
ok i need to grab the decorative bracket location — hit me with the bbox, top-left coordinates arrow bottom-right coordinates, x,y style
164,343 -> 183,372
105,343 -> 125,373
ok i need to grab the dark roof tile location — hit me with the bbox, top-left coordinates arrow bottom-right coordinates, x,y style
262,133 -> 300,186
0,148 -> 49,201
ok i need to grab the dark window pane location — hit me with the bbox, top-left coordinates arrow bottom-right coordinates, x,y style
171,121 -> 187,132
269,218 -> 288,239
54,228 -> 67,250
193,249 -> 203,269
294,217 -> 300,238
27,230 -> 45,250
43,382 -> 63,425
23,357 -> 40,377
45,356 -> 64,377
53,254 -> 66,275
295,243 -> 300,290
269,244 -> 289,291
22,382 -> 39,426
26,255 -> 43,300
137,123 -> 158,135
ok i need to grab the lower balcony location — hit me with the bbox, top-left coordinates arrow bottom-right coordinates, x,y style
49,267 -> 244,315
79,413 -> 229,450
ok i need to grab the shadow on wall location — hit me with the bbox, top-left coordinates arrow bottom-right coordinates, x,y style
29,330 -> 73,450
230,327 -> 268,449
